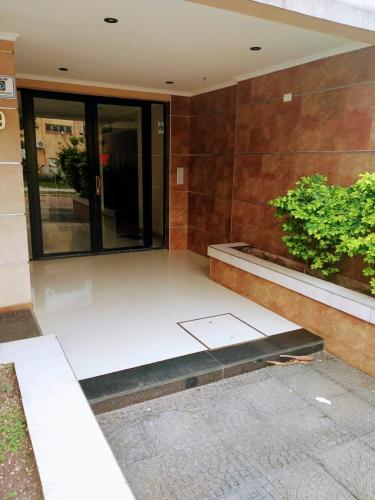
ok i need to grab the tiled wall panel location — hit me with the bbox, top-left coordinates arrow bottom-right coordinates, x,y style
0,39 -> 31,310
169,96 -> 191,249
169,46 -> 375,285
232,45 -> 375,284
188,86 -> 236,255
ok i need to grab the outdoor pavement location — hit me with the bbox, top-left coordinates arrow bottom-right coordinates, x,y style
98,352 -> 375,499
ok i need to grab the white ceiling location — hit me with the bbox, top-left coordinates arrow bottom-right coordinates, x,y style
0,0 -> 366,95
340,0 -> 375,10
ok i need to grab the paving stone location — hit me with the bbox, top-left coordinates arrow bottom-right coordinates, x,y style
318,439 -> 375,499
201,386 -> 265,437
268,458 -> 355,499
142,407 -> 220,451
158,443 -> 256,500
270,365 -> 348,403
313,352 -> 335,361
221,418 -> 311,477
218,476 -> 280,499
312,357 -> 375,405
97,360 -> 375,500
268,406 -> 353,457
361,430 -> 375,451
123,457 -> 180,500
236,377 -> 310,417
97,410 -> 157,466
316,392 -> 375,437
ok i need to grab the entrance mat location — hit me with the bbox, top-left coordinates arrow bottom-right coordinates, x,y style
81,329 -> 324,414
0,310 -> 41,343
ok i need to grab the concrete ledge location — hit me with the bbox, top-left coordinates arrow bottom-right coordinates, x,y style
208,244 -> 375,325
0,336 -> 134,500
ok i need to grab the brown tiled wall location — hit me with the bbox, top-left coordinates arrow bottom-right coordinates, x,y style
210,258 -> 375,377
188,86 -> 236,255
233,45 -> 375,282
169,96 -> 191,249
169,46 -> 375,283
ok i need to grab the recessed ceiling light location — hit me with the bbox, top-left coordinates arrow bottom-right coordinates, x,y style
165,81 -> 174,84
58,67 -> 68,71
104,17 -> 118,23
250,46 -> 262,51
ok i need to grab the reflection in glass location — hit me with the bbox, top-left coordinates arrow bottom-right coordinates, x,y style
151,104 -> 164,248
33,98 -> 90,254
18,92 -> 32,258
98,104 -> 144,249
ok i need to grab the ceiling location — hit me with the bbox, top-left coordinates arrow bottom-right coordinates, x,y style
340,0 -> 375,9
0,0 -> 367,95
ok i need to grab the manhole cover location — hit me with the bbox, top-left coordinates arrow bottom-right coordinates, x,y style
178,313 -> 265,349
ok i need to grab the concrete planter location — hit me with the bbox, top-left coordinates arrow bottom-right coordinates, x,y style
208,243 -> 375,377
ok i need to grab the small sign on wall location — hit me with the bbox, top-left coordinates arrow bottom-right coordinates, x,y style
0,76 -> 16,99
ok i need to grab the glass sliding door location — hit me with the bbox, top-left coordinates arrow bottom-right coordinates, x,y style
22,90 -> 165,259
97,103 -> 145,250
151,103 -> 165,248
33,96 -> 91,255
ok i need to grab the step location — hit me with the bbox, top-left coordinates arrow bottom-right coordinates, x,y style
80,329 -> 324,414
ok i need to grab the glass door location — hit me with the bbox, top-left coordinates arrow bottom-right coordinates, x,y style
22,92 -> 92,257
97,103 -> 146,250
21,90 -> 165,259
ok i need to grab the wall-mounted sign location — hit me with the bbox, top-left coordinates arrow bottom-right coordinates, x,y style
158,121 -> 164,134
0,76 -> 15,99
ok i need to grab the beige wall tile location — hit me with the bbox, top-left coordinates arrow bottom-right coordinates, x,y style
210,257 -> 375,377
0,164 -> 25,214
0,108 -> 22,163
0,48 -> 16,75
0,215 -> 29,264
0,262 -> 31,308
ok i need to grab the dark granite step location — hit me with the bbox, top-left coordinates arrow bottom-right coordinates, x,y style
81,329 -> 324,414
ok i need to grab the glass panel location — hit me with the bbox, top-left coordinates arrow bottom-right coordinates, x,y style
18,91 -> 32,259
33,98 -> 90,254
98,104 -> 144,249
151,104 -> 164,248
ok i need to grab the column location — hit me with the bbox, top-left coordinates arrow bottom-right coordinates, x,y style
0,34 -> 31,311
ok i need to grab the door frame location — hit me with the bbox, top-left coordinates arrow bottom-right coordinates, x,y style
20,89 -> 166,259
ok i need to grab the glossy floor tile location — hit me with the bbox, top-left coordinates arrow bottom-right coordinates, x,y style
30,250 -> 300,380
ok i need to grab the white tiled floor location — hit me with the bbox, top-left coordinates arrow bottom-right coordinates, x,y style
31,250 -> 300,380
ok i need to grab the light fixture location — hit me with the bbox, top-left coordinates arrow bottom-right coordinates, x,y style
165,81 -> 174,84
58,67 -> 68,71
250,46 -> 262,51
104,17 -> 118,23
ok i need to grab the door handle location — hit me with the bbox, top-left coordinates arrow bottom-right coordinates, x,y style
96,175 -> 101,196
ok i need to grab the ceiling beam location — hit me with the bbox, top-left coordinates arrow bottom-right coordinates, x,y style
187,0 -> 375,44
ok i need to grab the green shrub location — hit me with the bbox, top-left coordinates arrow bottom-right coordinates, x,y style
269,172 -> 375,295
56,136 -> 89,198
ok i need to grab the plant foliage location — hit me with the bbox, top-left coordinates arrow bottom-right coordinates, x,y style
269,172 -> 375,295
56,136 -> 89,198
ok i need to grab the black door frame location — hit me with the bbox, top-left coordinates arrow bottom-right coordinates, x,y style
20,89 -> 166,259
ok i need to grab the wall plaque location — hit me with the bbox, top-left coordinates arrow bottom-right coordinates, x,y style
0,76 -> 15,99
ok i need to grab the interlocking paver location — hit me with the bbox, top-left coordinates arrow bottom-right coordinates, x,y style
318,439 -> 375,499
98,354 -> 375,499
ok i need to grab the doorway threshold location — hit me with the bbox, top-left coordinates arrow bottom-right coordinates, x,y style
81,329 -> 324,414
